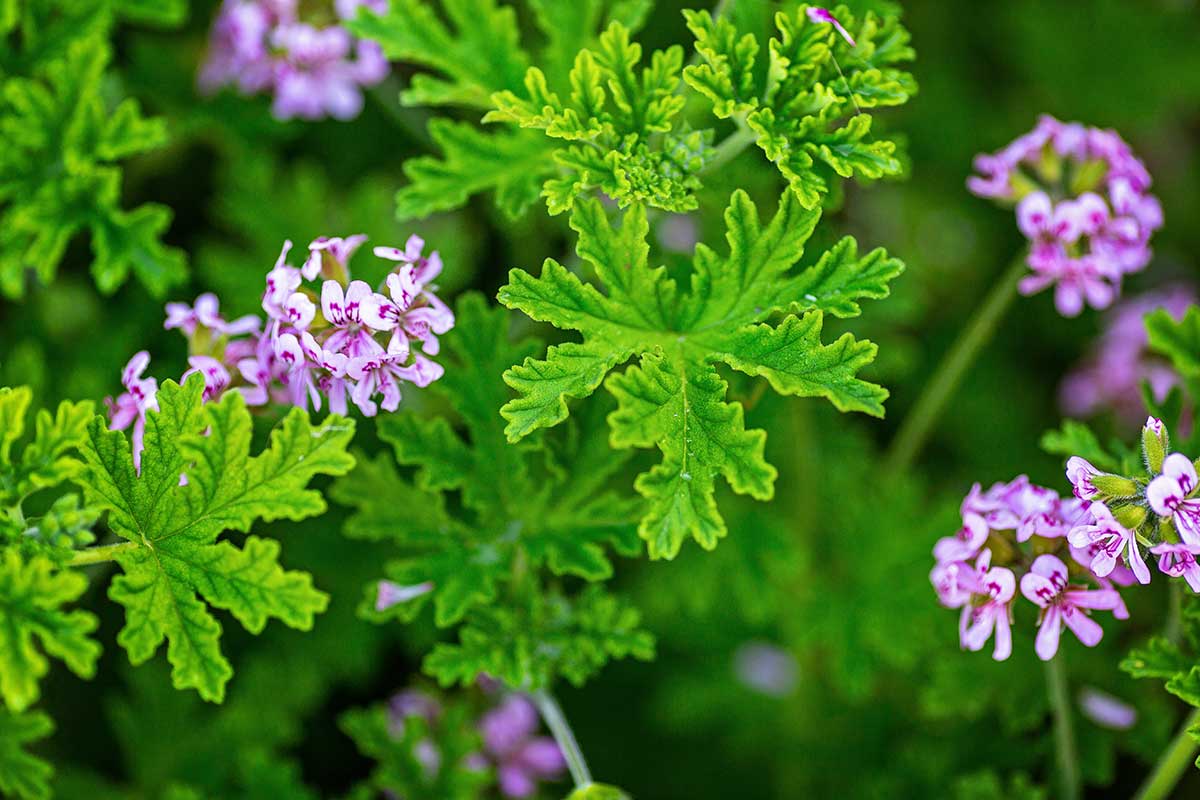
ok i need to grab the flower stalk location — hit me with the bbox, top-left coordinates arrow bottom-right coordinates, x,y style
1045,657 -> 1081,800
884,256 -> 1025,476
531,688 -> 593,789
1135,707 -> 1200,800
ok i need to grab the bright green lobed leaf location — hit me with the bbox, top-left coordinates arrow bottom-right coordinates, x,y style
0,550 -> 100,712
0,709 -> 53,800
684,4 -> 916,207
0,35 -> 184,298
76,376 -> 355,702
499,190 -> 898,557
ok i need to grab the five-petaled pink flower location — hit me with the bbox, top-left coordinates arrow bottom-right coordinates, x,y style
1067,502 -> 1150,584
1020,554 -> 1123,660
958,550 -> 1015,661
1150,542 -> 1200,592
933,513 -> 989,564
106,351 -> 160,473
1148,453 -> 1200,545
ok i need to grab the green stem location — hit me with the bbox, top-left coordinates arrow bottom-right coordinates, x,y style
703,119 -> 757,175
1168,580 -> 1184,644
531,688 -> 593,789
1046,657 -> 1081,800
68,541 -> 137,567
882,256 -> 1025,476
1136,708 -> 1200,800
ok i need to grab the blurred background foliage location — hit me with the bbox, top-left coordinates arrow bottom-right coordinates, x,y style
3,0 -> 1200,797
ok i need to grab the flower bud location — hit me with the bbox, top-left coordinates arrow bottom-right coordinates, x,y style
1142,416 -> 1169,474
1090,474 -> 1139,499
1111,503 -> 1147,531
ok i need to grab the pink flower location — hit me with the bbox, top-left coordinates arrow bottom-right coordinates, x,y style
199,0 -> 389,122
968,115 -> 1162,317
933,513 -> 989,564
1148,453 -> 1200,545
275,332 -> 348,412
301,234 -> 367,280
1060,286 -> 1195,425
478,696 -> 566,799
321,279 -> 383,359
958,550 -> 1015,661
1066,502 -> 1150,584
106,351 -> 159,473
375,579 -> 434,612
1150,542 -> 1200,592
805,7 -> 856,47
930,559 -> 979,609
1020,554 -> 1123,660
1066,456 -> 1102,500
165,293 -> 258,336
1079,688 -> 1137,730
182,356 -> 233,402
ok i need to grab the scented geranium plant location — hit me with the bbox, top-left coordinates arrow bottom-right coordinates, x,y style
6,1 -> 1200,799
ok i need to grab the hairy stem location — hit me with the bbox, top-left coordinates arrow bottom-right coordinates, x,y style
1136,708 -> 1200,800
68,541 -> 137,567
532,688 -> 593,789
882,256 -> 1025,476
1046,657 -> 1081,800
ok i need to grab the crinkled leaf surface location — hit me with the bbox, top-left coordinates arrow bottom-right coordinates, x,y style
0,551 -> 99,712
684,4 -> 916,207
76,376 -> 355,702
498,190 -> 900,557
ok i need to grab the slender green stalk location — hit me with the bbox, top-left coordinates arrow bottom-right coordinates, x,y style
532,688 -> 593,789
1045,657 -> 1081,800
1167,580 -> 1184,644
882,256 -> 1026,476
1136,708 -> 1200,800
67,541 -> 137,567
703,120 -> 757,175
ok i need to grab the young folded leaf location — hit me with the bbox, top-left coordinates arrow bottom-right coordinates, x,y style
76,375 -> 355,702
498,190 -> 901,558
346,0 -> 651,220
685,4 -> 916,207
0,387 -> 99,564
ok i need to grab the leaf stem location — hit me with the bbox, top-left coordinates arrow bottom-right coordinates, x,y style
703,118 -> 757,175
1135,707 -> 1200,800
67,541 -> 137,567
532,688 -> 593,789
882,255 -> 1026,476
1046,657 -> 1081,800
1167,580 -> 1183,644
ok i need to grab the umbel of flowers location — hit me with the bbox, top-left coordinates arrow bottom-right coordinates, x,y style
968,115 -> 1163,317
932,417 -> 1200,661
199,0 -> 389,120
107,234 -> 453,469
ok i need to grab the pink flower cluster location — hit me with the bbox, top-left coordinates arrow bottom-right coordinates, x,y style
199,0 -> 389,121
107,234 -> 452,470
934,417 -> 1200,661
1060,285 -> 1194,426
931,476 -> 1129,662
386,690 -> 566,799
968,115 -> 1163,317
